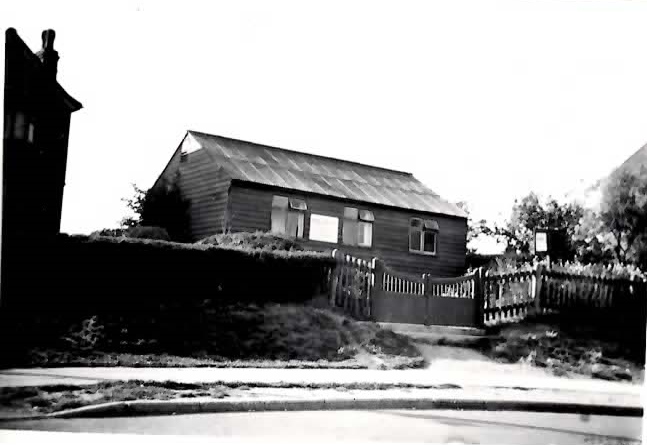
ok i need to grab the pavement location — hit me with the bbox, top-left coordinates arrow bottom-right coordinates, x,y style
1,366 -> 642,395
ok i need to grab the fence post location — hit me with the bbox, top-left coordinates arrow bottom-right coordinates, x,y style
473,267 -> 485,328
329,249 -> 342,307
533,264 -> 544,317
371,258 -> 384,321
423,273 -> 431,326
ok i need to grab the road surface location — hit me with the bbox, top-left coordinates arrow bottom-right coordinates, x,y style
0,410 -> 642,444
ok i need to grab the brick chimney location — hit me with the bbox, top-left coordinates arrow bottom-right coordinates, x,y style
35,29 -> 59,79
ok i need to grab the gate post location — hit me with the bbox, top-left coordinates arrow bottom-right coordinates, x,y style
329,249 -> 342,307
423,273 -> 431,326
371,258 -> 384,321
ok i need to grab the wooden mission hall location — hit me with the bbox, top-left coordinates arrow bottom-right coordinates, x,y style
154,131 -> 468,277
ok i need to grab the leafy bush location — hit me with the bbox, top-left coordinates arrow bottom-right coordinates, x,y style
126,225 -> 171,241
90,228 -> 126,238
61,316 -> 106,351
475,256 -> 646,281
197,231 -> 305,252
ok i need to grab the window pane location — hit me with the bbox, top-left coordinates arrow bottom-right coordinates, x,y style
424,219 -> 439,231
423,231 -> 436,253
289,198 -> 307,211
359,210 -> 374,222
358,221 -> 373,247
272,195 -> 289,209
344,207 -> 358,219
3,113 -> 12,139
342,220 -> 357,245
271,208 -> 287,234
13,112 -> 25,139
410,218 -> 421,228
27,123 -> 35,143
409,229 -> 421,251
287,211 -> 304,238
309,214 -> 339,243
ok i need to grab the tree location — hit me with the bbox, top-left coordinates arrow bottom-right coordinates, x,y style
501,192 -> 584,259
121,178 -> 191,242
571,209 -> 616,264
599,167 -> 647,266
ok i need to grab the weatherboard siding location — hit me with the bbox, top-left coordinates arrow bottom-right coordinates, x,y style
228,183 -> 467,277
159,148 -> 231,241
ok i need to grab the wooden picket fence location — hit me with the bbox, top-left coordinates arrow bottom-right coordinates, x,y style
328,250 -> 647,330
483,266 -> 647,326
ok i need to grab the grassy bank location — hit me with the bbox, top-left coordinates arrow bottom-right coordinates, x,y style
479,321 -> 644,382
16,304 -> 424,370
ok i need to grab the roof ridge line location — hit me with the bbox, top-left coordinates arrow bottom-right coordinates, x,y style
187,130 -> 414,177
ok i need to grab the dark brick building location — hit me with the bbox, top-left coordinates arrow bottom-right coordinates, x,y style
3,28 -> 82,241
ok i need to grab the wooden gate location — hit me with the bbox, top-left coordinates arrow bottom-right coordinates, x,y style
369,259 -> 484,328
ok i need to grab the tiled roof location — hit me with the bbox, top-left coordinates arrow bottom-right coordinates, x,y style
186,131 -> 467,218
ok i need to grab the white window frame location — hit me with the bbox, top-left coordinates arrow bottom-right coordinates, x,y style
342,207 -> 374,248
271,195 -> 306,238
409,218 -> 438,255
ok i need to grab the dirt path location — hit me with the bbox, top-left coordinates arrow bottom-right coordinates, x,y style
414,343 -> 579,382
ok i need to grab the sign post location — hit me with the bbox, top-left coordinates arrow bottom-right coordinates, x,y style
534,229 -> 550,269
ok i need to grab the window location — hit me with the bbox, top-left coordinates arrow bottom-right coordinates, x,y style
27,123 -> 35,143
409,218 -> 439,254
271,195 -> 305,238
309,214 -> 339,243
343,207 -> 374,248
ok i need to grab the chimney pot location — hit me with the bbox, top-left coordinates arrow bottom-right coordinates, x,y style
41,29 -> 56,51
36,29 -> 59,79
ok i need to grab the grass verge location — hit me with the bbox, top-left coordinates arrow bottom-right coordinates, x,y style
0,380 -> 462,416
0,380 -> 229,415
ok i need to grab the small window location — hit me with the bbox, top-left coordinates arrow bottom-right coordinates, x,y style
343,207 -> 374,248
309,214 -> 339,244
409,218 -> 438,254
180,152 -> 188,163
271,195 -> 305,238
289,198 -> 307,211
13,112 -> 25,140
27,123 -> 35,143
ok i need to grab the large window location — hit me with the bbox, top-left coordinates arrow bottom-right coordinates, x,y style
271,195 -> 306,238
309,214 -> 339,244
409,218 -> 439,254
343,207 -> 374,248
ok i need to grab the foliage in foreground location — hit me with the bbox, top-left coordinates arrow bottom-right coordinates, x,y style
481,318 -> 644,381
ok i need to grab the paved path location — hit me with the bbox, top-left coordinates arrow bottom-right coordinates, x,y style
1,410 -> 642,443
0,366 -> 641,396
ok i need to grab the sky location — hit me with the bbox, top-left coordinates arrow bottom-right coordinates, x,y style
3,1 -> 647,253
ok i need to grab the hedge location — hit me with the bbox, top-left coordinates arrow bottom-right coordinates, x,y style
0,234 -> 335,350
5,233 -> 334,308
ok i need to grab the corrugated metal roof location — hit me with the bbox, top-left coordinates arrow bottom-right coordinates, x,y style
186,131 -> 467,218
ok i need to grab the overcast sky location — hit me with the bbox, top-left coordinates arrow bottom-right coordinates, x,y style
3,1 -> 647,251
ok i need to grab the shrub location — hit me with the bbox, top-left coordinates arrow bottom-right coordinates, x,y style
126,225 -> 171,241
197,231 -> 305,252
90,228 -> 126,238
473,256 -> 646,281
61,316 -> 106,351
